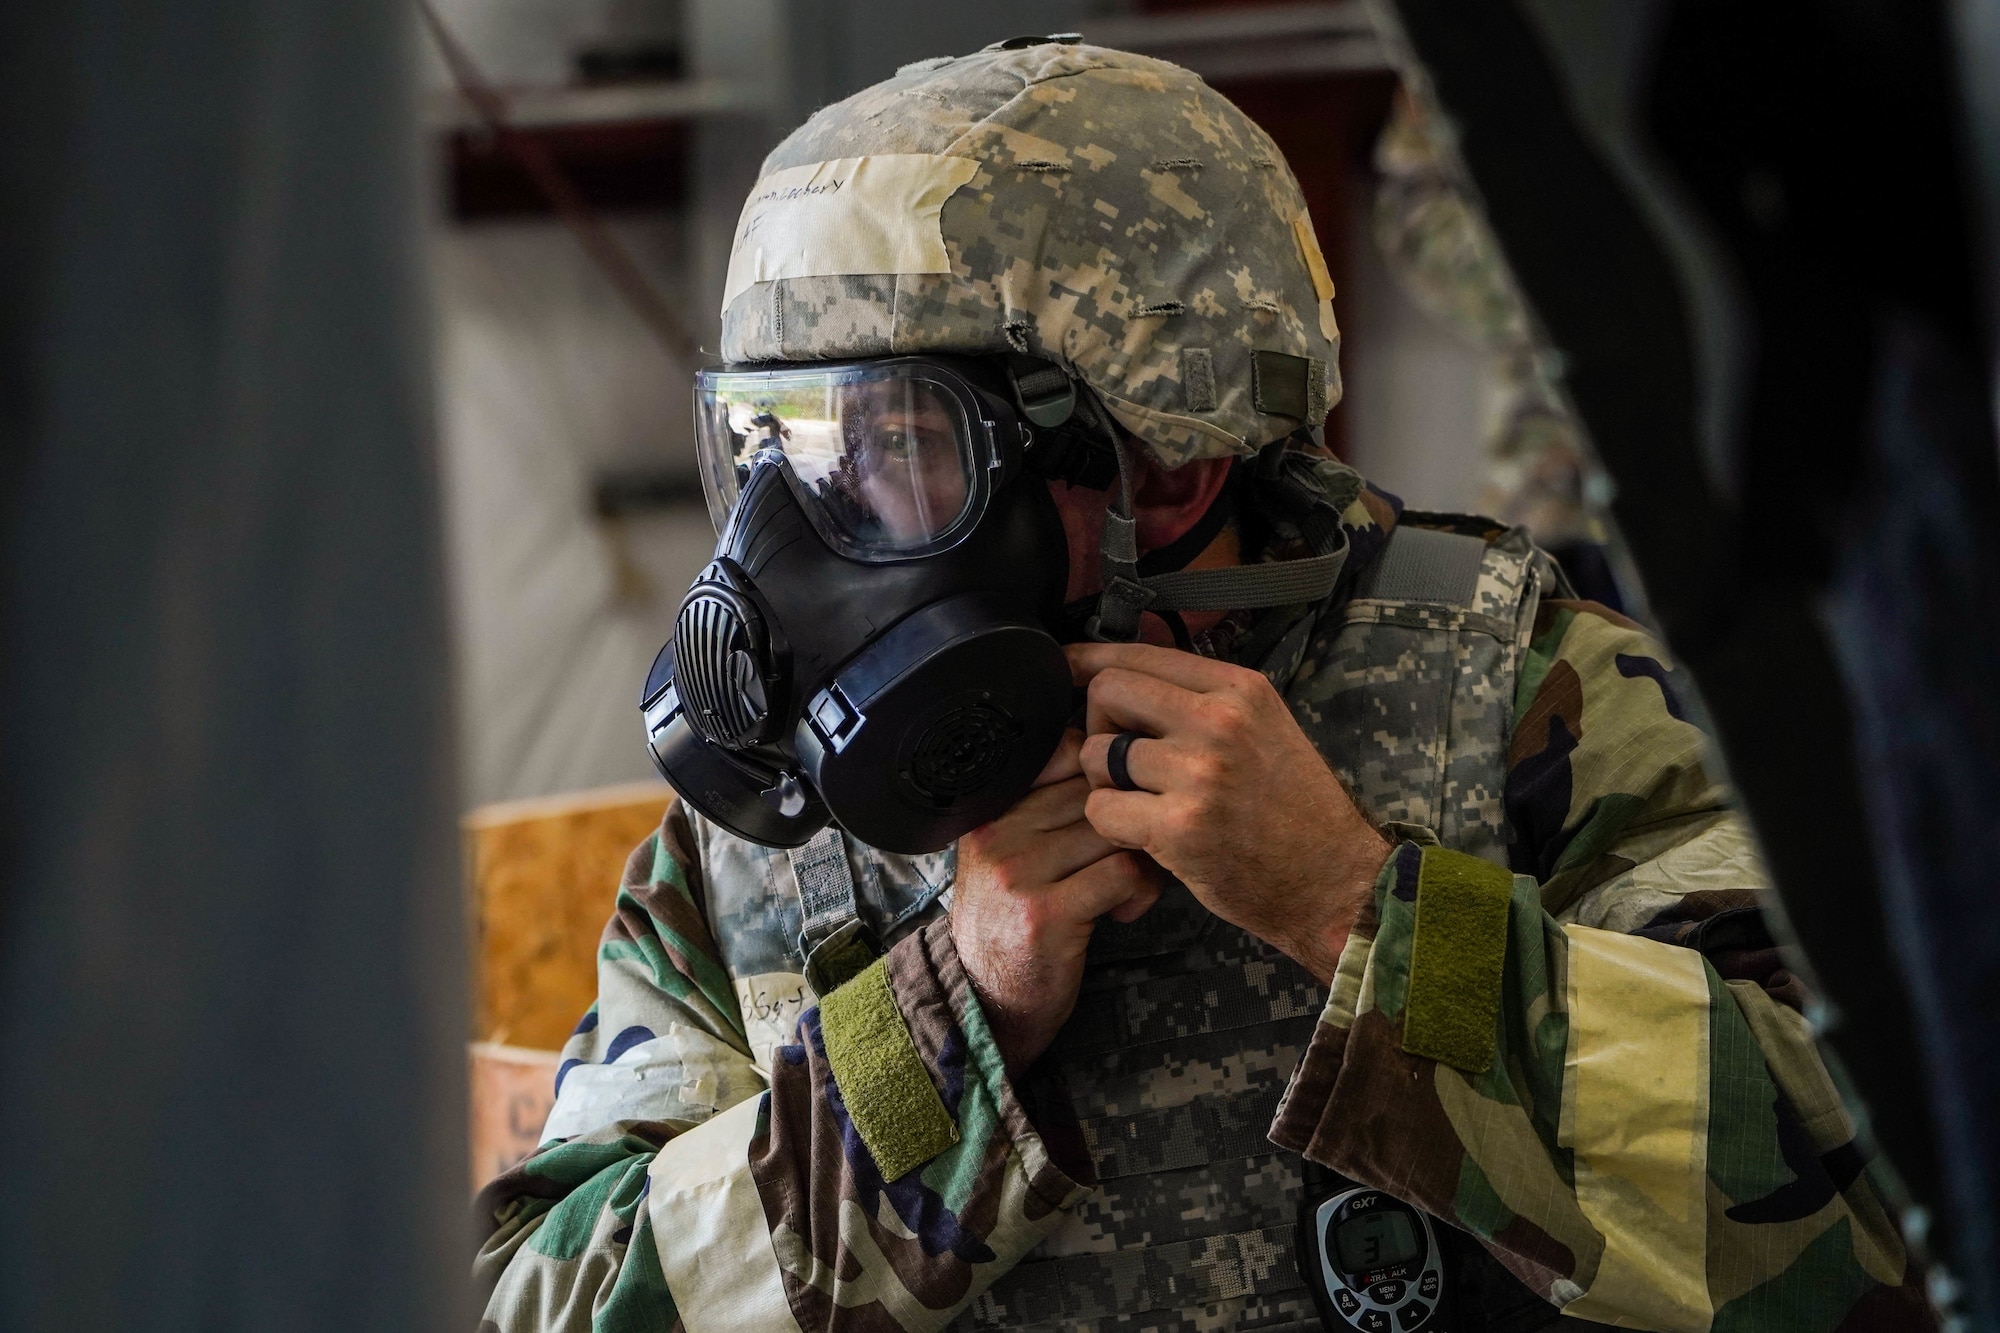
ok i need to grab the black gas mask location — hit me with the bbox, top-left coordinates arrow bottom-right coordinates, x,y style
642,354 -> 1348,855
641,355 -> 1112,854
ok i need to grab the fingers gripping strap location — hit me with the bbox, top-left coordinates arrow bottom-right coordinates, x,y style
1401,846 -> 1513,1072
818,959 -> 960,1180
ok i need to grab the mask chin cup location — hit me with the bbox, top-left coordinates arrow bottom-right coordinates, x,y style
642,639 -> 832,848
793,593 -> 1071,856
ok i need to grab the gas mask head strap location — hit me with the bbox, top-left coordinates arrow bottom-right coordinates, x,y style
1086,438 -> 1154,642
1087,433 -> 1351,644
1010,355 -> 1122,491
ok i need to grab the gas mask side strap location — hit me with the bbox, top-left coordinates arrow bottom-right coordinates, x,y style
1087,437 -> 1155,643
1088,434 -> 1353,637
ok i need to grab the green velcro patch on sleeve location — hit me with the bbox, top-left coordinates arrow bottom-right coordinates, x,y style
1401,847 -> 1514,1073
818,958 -> 959,1180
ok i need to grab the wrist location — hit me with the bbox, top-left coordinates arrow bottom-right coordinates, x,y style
1283,830 -> 1393,985
984,1005 -> 1056,1080
947,912 -> 1063,1077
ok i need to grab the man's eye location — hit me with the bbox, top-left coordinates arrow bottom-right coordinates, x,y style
877,431 -> 917,462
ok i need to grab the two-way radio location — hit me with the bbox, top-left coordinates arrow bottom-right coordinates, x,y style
1296,1161 -> 1600,1333
1298,1168 -> 1453,1333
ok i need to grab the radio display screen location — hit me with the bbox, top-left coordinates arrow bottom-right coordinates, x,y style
1332,1209 -> 1420,1273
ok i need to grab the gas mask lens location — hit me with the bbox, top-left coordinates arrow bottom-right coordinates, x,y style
695,363 -> 989,560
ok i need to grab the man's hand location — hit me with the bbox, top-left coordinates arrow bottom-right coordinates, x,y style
949,729 -> 1162,1076
1070,642 -> 1392,984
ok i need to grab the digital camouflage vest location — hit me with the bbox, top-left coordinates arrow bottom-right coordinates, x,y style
690,517 -> 1547,1333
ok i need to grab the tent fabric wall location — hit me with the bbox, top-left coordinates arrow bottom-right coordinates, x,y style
435,219 -> 715,806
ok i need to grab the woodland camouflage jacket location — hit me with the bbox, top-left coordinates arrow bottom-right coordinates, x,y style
473,464 -> 1933,1333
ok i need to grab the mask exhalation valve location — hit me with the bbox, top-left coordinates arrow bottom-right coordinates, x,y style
674,560 -> 783,748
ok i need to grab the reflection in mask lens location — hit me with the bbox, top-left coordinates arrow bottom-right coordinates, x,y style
708,374 -> 974,557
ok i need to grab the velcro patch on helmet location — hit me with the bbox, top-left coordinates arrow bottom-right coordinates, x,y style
1181,348 -> 1217,413
722,155 -> 980,312
1252,350 -> 1328,423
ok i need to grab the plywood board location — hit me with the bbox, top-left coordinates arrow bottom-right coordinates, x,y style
467,779 -> 672,1052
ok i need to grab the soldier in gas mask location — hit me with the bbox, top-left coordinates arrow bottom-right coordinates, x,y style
475,39 -> 1934,1333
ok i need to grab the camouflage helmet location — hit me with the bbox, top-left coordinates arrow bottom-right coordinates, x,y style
718,38 -> 1342,469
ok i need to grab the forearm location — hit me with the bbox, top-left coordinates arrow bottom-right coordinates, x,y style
753,917 -> 1094,1330
1269,842 -> 1930,1332
480,917 -> 1095,1333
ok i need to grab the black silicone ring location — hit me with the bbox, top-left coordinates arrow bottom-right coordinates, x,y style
1106,731 -> 1144,792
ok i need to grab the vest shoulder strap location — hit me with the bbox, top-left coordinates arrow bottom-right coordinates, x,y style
1353,524 -> 1489,606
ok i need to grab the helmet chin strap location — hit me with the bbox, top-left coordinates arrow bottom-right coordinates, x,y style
1085,435 -> 1353,645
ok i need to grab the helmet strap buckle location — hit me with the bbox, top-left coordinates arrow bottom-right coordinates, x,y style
1006,353 -> 1077,428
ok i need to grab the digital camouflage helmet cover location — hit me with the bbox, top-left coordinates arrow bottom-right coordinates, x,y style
718,37 -> 1343,468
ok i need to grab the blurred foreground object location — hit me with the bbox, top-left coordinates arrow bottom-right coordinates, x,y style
1372,85 -> 1629,609
466,782 -> 672,1184
0,0 -> 463,1328
1378,0 -> 2000,1318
